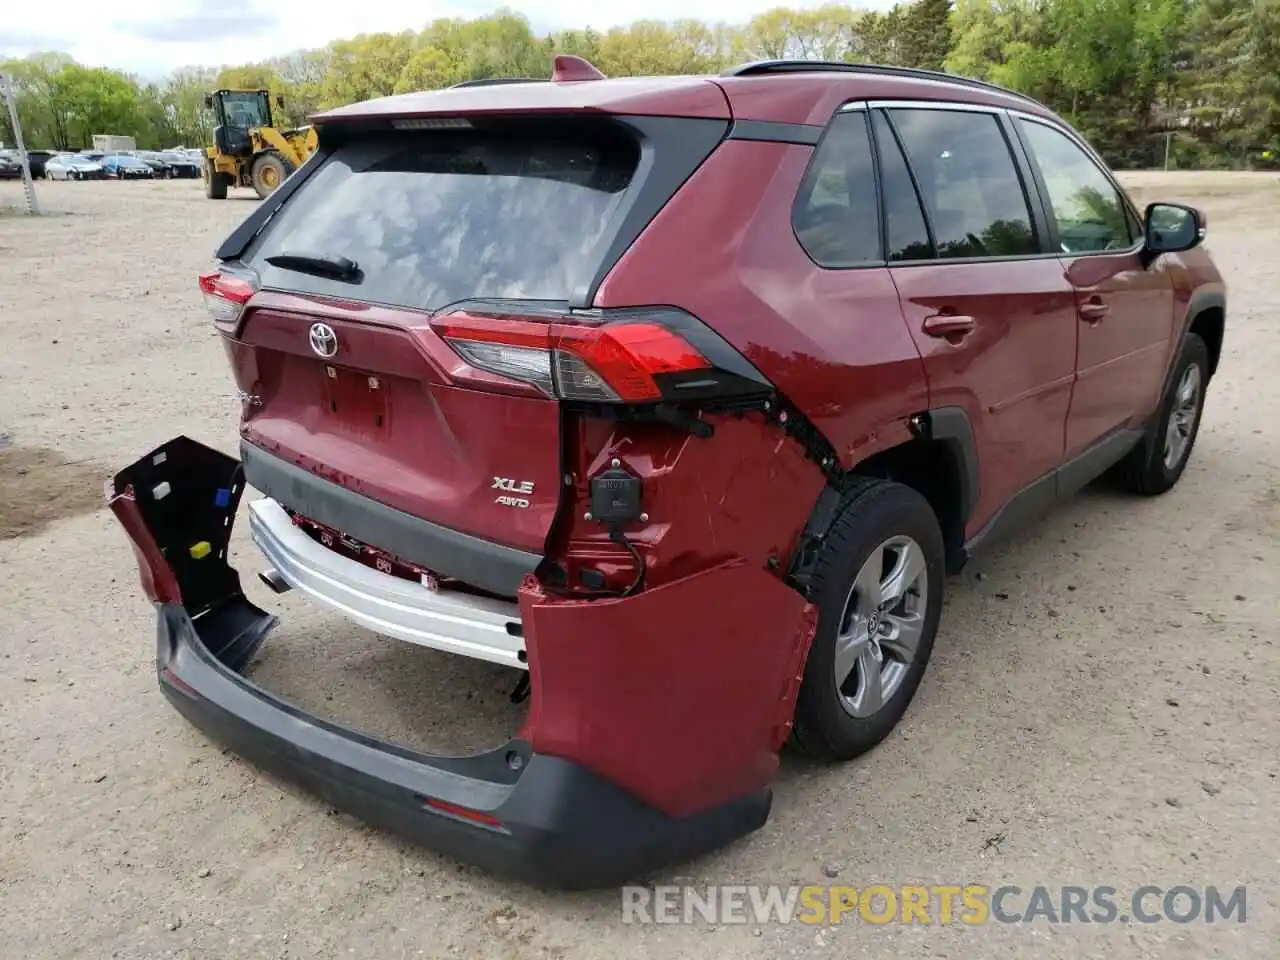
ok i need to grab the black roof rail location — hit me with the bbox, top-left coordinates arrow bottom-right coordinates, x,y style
449,77 -> 547,89
720,60 -> 1043,109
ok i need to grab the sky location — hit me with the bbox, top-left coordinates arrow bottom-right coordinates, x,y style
0,0 -> 882,79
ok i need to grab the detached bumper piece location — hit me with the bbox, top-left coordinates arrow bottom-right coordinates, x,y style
106,436 -> 769,889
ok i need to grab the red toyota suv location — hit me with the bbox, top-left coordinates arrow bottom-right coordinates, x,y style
108,57 -> 1225,888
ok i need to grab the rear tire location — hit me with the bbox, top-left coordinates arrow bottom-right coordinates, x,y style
1110,333 -> 1209,496
250,150 -> 294,199
790,479 -> 945,762
205,163 -> 228,200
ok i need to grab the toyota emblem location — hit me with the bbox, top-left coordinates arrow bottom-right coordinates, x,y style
308,322 -> 338,358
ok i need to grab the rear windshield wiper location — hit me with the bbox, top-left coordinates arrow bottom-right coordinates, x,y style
264,251 -> 362,283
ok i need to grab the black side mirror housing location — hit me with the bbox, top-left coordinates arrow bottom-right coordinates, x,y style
1145,202 -> 1205,256
276,95 -> 285,108
204,95 -> 214,109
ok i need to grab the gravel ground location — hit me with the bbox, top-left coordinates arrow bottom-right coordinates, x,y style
1,173 -> 1277,959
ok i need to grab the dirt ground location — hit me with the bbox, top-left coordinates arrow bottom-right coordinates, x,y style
1,173 -> 1276,959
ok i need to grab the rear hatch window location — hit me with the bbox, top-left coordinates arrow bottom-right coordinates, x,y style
245,122 -> 641,310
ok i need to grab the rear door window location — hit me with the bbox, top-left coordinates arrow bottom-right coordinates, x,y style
886,108 -> 1038,259
871,112 -> 933,261
246,124 -> 640,311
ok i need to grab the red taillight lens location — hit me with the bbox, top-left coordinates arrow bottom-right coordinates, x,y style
562,322 -> 707,402
198,270 -> 255,331
431,309 -> 711,403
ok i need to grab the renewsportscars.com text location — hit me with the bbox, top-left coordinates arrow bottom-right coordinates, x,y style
621,884 -> 1247,926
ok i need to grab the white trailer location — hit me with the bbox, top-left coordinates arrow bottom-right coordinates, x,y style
92,134 -> 137,153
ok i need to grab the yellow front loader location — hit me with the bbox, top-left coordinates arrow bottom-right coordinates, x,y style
202,89 -> 318,200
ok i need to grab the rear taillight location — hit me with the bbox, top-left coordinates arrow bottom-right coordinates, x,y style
431,306 -> 766,405
198,270 -> 255,331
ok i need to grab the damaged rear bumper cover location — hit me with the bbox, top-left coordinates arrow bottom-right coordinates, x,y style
106,436 -> 774,889
151,603 -> 763,887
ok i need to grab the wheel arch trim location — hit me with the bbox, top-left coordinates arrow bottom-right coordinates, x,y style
787,406 -> 980,590
915,406 -> 981,526
1181,286 -> 1226,377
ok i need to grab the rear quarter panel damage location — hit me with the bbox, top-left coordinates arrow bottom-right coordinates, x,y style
519,562 -> 817,817
548,412 -> 826,592
535,138 -> 942,816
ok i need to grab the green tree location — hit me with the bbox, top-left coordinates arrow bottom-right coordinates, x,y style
452,10 -> 545,80
215,64 -> 283,92
269,49 -> 331,124
947,0 -> 1009,78
395,46 -> 460,93
159,67 -> 219,146
734,5 -> 857,61
548,28 -> 604,66
851,9 -> 906,63
321,31 -> 418,105
598,19 -> 731,75
56,65 -> 143,148
1181,0 -> 1252,161
0,52 -> 77,148
1249,0 -> 1280,159
898,0 -> 953,69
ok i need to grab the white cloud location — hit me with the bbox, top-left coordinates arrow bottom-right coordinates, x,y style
2,0 -> 890,77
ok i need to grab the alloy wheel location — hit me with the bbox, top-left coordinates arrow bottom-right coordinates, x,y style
834,535 -> 929,718
1163,363 -> 1202,470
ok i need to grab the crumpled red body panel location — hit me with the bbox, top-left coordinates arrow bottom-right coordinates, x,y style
519,561 -> 816,817
106,481 -> 182,605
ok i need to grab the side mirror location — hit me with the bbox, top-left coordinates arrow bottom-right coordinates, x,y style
1144,202 -> 1205,255
204,95 -> 213,109
276,95 -> 285,108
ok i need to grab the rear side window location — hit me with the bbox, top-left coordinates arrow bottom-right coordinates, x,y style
793,111 -> 881,266
887,108 -> 1038,259
246,125 -> 639,310
1017,119 -> 1135,253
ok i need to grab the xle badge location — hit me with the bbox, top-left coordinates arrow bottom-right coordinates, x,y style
493,476 -> 534,509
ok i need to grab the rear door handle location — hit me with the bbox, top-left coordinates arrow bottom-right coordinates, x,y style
922,314 -> 977,340
1079,298 -> 1110,323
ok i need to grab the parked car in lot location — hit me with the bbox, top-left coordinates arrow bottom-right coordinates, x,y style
45,154 -> 107,180
157,150 -> 202,178
21,149 -> 55,178
0,149 -> 55,178
108,56 -> 1226,889
101,154 -> 154,179
160,145 -> 204,164
132,151 -> 176,178
0,152 -> 22,179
